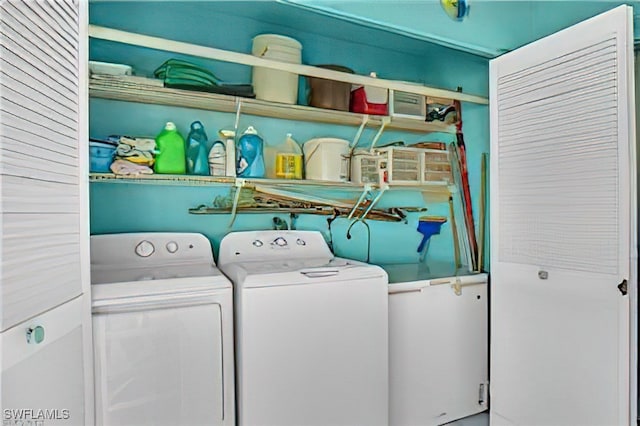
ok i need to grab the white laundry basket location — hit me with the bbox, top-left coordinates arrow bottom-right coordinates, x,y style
252,34 -> 302,104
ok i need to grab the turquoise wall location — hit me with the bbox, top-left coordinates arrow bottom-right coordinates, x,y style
88,1 -> 490,271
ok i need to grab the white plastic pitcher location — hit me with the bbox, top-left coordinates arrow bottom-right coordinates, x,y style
252,34 -> 302,104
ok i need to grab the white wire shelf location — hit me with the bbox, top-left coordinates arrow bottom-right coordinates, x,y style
89,76 -> 456,134
88,173 -> 453,193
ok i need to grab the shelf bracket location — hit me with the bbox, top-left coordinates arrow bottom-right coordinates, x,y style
358,183 -> 388,221
227,178 -> 246,229
346,183 -> 388,237
234,98 -> 243,136
369,116 -> 391,153
350,115 -> 369,151
348,184 -> 373,220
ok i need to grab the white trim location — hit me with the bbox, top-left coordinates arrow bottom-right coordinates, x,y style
88,25 -> 488,105
77,1 -> 94,424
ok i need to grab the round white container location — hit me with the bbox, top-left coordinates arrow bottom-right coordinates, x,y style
252,34 -> 302,104
303,138 -> 350,181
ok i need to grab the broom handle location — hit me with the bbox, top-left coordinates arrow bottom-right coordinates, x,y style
449,196 -> 461,269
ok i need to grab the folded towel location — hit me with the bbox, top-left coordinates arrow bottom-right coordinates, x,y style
110,159 -> 153,176
115,136 -> 157,166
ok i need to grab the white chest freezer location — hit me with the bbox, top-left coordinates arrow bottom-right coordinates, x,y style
383,263 -> 488,426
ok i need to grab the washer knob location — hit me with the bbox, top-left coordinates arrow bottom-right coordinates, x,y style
252,240 -> 263,247
296,238 -> 306,246
135,240 -> 155,257
273,237 -> 288,247
166,241 -> 179,253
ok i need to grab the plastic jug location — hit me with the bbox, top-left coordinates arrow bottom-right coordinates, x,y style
186,121 -> 210,175
154,122 -> 186,174
218,130 -> 237,177
208,141 -> 226,176
236,126 -> 265,178
275,133 -> 303,179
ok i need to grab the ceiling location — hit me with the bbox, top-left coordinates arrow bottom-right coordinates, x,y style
89,1 -> 640,59
278,0 -> 640,58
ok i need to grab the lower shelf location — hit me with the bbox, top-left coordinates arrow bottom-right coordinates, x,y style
89,173 -> 453,193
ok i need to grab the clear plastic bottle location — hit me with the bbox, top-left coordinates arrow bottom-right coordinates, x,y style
154,122 -> 186,174
186,121 -> 210,175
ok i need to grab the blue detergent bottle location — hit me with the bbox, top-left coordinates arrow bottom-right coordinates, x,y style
236,126 -> 265,178
186,121 -> 210,175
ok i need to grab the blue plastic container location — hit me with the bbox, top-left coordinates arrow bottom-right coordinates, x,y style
186,121 -> 210,175
89,141 -> 116,172
236,126 -> 265,178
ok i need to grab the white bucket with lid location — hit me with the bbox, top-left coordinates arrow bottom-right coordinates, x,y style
303,138 -> 350,182
252,34 -> 302,104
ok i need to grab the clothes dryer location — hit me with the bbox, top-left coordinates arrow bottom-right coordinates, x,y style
90,233 -> 234,426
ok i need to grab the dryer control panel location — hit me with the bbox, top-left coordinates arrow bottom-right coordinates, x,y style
91,233 -> 215,268
218,231 -> 333,266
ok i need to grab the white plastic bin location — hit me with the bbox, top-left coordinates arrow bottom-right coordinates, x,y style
303,138 -> 350,181
252,34 -> 302,104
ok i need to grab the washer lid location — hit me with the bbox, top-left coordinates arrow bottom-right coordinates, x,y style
220,257 -> 387,289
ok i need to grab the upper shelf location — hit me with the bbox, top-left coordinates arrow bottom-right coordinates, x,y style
89,74 -> 456,134
88,25 -> 489,106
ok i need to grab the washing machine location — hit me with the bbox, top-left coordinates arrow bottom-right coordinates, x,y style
218,230 -> 388,426
90,233 -> 235,426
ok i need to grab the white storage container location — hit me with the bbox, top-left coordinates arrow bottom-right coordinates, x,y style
389,89 -> 426,119
375,146 -> 423,185
303,138 -> 350,181
350,150 -> 385,184
366,147 -> 452,185
423,149 -> 453,184
252,34 -> 302,104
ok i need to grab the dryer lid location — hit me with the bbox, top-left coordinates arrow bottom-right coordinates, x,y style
91,265 -> 231,304
91,261 -> 223,284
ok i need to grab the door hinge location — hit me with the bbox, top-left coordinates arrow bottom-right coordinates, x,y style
617,279 -> 628,296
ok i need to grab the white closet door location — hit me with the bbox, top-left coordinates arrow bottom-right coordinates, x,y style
0,0 -> 87,331
490,5 -> 636,426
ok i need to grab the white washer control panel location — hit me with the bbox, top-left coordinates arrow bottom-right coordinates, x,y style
271,237 -> 288,247
218,231 -> 333,266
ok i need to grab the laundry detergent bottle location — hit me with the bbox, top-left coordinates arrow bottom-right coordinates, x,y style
186,121 -> 210,175
154,122 -> 186,174
236,126 -> 265,178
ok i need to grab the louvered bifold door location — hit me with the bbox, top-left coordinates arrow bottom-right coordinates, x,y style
489,5 -> 636,426
0,0 -> 85,331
